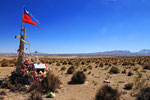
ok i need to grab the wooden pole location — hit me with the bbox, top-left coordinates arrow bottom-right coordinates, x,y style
20,5 -> 24,35
17,6 -> 25,72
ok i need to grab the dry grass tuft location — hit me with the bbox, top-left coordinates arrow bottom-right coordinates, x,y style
56,62 -> 61,66
67,66 -> 75,74
29,71 -> 61,93
0,91 -> 6,95
60,66 -> 66,71
95,85 -> 120,100
68,71 -> 86,84
136,86 -> 150,100
109,67 -> 120,74
29,81 -> 41,92
124,83 -> 133,90
127,71 -> 133,76
1,59 -> 10,67
143,65 -> 150,70
41,71 -> 61,92
28,90 -> 43,100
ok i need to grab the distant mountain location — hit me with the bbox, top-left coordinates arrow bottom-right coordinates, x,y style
137,49 -> 150,56
48,49 -> 150,56
0,52 -> 17,55
1,49 -> 150,56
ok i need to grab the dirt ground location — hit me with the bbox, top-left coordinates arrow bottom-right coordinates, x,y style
0,55 -> 150,100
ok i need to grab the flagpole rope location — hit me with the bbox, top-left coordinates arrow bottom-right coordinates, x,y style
30,14 -> 40,24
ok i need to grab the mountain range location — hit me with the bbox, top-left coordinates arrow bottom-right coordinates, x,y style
1,49 -> 150,56
49,49 -> 150,56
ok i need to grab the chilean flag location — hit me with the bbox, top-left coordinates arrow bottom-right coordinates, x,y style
23,8 -> 38,25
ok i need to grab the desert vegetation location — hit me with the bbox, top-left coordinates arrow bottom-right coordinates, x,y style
68,71 -> 86,84
29,71 -> 61,93
0,56 -> 150,99
95,85 -> 120,100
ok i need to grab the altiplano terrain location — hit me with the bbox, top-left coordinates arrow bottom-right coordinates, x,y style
0,55 -> 150,100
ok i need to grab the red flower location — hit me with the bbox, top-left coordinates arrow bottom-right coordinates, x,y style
17,49 -> 21,52
24,62 -> 29,66
20,69 -> 28,74
22,65 -> 25,68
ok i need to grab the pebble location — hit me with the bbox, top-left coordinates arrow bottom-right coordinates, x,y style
103,79 -> 110,83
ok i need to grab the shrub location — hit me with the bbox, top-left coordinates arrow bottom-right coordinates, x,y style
112,62 -> 117,65
29,81 -> 41,92
0,71 -> 29,92
136,86 -> 150,100
83,68 -> 87,72
105,62 -> 109,66
69,71 -> 86,84
40,71 -> 61,93
1,59 -> 10,67
88,71 -> 91,75
28,90 -> 43,100
104,66 -> 110,70
10,71 -> 30,85
60,66 -> 66,71
95,61 -> 100,64
88,65 -> 92,70
95,85 -> 120,100
13,84 -> 27,92
56,62 -> 61,66
29,71 -> 61,93
108,64 -> 112,67
133,67 -> 138,71
0,91 -> 6,95
121,69 -> 126,74
143,65 -> 150,70
9,58 -> 17,66
81,61 -> 85,65
39,59 -> 46,63
75,62 -> 80,67
122,62 -> 129,66
68,61 -> 73,65
136,71 -> 142,78
67,66 -> 75,74
0,78 -> 10,88
62,61 -> 68,65
130,63 -> 135,66
134,78 -> 147,91
95,65 -> 98,68
127,71 -> 133,76
109,67 -> 120,74
124,83 -> 133,90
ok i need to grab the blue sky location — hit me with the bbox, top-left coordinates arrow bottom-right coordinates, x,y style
0,0 -> 150,54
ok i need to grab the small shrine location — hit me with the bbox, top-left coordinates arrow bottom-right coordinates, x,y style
15,6 -> 48,82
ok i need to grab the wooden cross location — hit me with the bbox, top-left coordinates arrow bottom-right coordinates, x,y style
15,6 -> 29,72
15,26 -> 27,71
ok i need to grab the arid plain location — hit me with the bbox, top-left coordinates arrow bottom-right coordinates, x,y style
0,55 -> 150,100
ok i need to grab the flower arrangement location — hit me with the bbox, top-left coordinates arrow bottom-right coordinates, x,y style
18,56 -> 48,82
